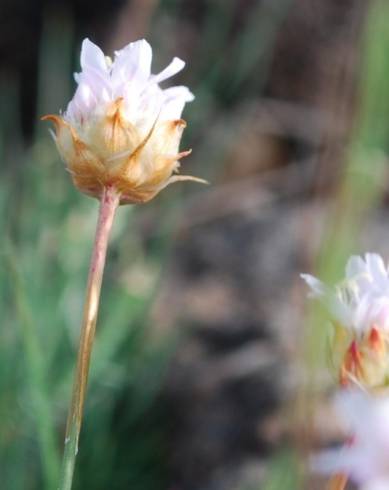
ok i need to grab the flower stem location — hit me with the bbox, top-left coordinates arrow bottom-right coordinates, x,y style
58,186 -> 120,490
327,474 -> 348,490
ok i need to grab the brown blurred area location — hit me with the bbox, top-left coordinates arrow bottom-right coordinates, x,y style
150,2 -> 368,489
0,1 -> 372,489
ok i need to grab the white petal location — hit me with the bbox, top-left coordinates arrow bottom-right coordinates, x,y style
132,84 -> 165,130
353,295 -> 374,333
64,39 -> 113,122
363,479 -> 389,490
330,297 -> 354,328
334,390 -> 373,433
159,86 -> 194,120
366,253 -> 387,283
79,69 -> 110,97
163,85 -> 195,102
64,83 -> 94,122
300,274 -> 326,297
152,57 -> 185,84
80,38 -> 108,72
301,274 -> 356,327
346,255 -> 368,279
312,390 -> 389,486
112,39 -> 152,85
373,298 -> 389,330
311,447 -> 363,476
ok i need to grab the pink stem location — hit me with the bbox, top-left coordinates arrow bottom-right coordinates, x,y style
59,186 -> 121,490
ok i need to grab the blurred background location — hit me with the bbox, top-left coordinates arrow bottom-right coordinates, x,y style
1,0 -> 389,489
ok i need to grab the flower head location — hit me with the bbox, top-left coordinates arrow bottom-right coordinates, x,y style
302,254 -> 389,387
43,38 -> 206,203
302,254 -> 389,333
312,390 -> 389,489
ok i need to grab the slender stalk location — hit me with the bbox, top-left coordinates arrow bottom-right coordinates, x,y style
59,186 -> 120,490
327,473 -> 348,490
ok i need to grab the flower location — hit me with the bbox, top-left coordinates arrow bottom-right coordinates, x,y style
363,479 -> 389,490
301,254 -> 389,387
302,254 -> 389,334
312,390 -> 389,489
42,38 -> 206,203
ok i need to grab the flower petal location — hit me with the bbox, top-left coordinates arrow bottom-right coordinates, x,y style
346,255 -> 368,280
365,253 -> 388,285
300,274 -> 326,297
112,39 -> 153,85
80,38 -> 108,72
364,479 -> 389,490
152,57 -> 186,84
160,86 -> 195,120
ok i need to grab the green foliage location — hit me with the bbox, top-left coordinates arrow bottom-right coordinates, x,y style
262,449 -> 302,490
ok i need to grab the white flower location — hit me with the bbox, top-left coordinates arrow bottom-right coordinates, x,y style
65,38 -> 194,130
312,390 -> 389,488
301,254 -> 389,335
363,479 -> 389,490
43,38 -> 206,203
302,254 -> 389,387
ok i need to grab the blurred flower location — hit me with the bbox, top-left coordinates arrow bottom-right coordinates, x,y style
302,254 -> 389,387
312,390 -> 389,489
302,254 -> 389,332
363,479 -> 389,490
43,38 -> 206,203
